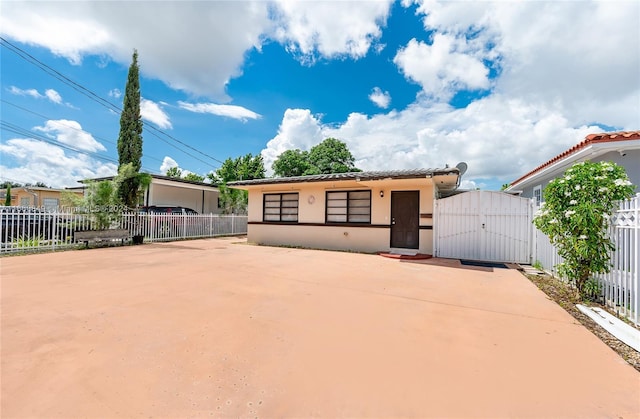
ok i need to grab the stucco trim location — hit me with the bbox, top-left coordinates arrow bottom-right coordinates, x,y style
248,221 -> 434,230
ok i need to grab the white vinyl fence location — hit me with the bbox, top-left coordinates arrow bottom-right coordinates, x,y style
0,207 -> 247,254
533,194 -> 640,325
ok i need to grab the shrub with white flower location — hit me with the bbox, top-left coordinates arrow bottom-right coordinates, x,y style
533,161 -> 635,296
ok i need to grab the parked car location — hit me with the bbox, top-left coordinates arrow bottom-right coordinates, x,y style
139,206 -> 198,215
0,206 -> 54,243
137,206 -> 200,238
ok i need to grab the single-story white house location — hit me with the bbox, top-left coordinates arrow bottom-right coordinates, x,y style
81,174 -> 221,214
507,130 -> 640,205
229,167 -> 462,254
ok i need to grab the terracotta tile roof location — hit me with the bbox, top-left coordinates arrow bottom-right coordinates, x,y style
511,130 -> 640,187
228,168 -> 459,186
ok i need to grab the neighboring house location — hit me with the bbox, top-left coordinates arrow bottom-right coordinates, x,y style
0,186 -> 84,209
229,167 -> 462,255
507,131 -> 640,206
81,174 -> 221,214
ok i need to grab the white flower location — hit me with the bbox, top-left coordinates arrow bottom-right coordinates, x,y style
559,179 -> 565,184
565,210 -> 576,218
565,191 -> 571,197
599,187 -> 609,193
549,219 -> 558,224
614,178 -> 631,186
578,235 -> 587,239
575,185 -> 581,190
565,175 -> 572,180
606,166 -> 614,171
569,200 -> 577,205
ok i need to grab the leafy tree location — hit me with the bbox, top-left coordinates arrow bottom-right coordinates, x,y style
183,173 -> 205,182
0,181 -> 22,189
308,137 -> 360,174
533,161 -> 635,297
208,153 -> 265,214
84,179 -> 120,229
272,138 -> 360,177
501,183 -> 510,191
117,49 -> 144,208
272,149 -> 311,177
4,184 -> 12,206
166,167 -> 182,178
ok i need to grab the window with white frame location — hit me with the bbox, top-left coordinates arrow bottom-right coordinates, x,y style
20,197 -> 30,206
326,190 -> 371,223
263,193 -> 299,222
533,185 -> 542,207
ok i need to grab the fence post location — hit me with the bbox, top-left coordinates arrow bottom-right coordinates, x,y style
231,214 -> 235,235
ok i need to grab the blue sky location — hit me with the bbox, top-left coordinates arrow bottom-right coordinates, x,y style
1,1 -> 638,190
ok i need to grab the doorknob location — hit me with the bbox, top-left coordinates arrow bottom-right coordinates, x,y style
391,218 -> 395,225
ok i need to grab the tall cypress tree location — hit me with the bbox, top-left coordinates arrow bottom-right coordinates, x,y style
117,49 -> 144,207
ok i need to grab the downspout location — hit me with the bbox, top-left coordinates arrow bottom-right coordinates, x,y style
202,190 -> 205,214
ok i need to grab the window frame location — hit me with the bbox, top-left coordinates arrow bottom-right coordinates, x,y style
262,192 -> 299,223
533,185 -> 542,207
325,190 -> 372,224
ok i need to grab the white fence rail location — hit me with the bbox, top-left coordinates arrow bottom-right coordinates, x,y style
533,194 -> 640,325
0,207 -> 247,254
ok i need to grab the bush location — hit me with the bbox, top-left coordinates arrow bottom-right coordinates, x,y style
533,161 -> 635,296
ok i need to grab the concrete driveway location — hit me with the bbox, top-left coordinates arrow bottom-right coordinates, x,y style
2,238 -> 639,418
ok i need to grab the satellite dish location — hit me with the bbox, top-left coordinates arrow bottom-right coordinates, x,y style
455,162 -> 468,176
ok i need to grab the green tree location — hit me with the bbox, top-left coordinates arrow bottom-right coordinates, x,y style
272,149 -> 311,177
166,167 -> 182,178
501,183 -> 510,191
272,138 -> 360,177
533,161 -> 635,297
4,184 -> 12,206
117,49 -> 144,208
208,153 -> 265,214
308,137 -> 360,174
183,173 -> 205,182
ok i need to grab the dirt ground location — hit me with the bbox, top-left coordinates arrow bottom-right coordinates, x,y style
2,237 -> 639,418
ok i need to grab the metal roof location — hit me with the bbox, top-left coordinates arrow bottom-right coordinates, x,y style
228,168 -> 460,187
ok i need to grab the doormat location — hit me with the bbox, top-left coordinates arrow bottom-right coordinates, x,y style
379,252 -> 432,260
460,260 -> 509,269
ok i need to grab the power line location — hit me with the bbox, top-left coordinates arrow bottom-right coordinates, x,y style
1,120 -> 159,174
1,37 -> 225,167
1,98 -> 166,166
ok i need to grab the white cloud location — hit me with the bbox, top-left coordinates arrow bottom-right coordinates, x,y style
407,0 -> 640,128
369,87 -> 391,109
0,2 -> 272,100
33,120 -> 106,153
160,156 -> 179,174
44,89 -> 62,104
1,1 -> 394,98
0,138 -> 117,188
394,35 -> 490,99
108,88 -> 121,99
261,109 -> 324,174
141,98 -> 172,129
262,98 -> 603,188
159,156 -> 199,179
178,101 -> 261,122
272,0 -> 392,62
9,86 -> 65,104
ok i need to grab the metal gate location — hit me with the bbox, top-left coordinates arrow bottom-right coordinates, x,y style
434,191 -> 533,263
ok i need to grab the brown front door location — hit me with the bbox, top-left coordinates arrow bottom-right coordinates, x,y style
390,191 -> 419,249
